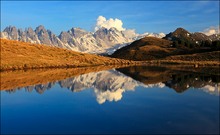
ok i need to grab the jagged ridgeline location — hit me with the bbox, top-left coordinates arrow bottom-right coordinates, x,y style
0,25 -> 166,54
163,28 -> 219,49
0,26 -> 131,54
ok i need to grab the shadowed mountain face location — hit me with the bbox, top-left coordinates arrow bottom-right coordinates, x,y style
2,66 -> 219,104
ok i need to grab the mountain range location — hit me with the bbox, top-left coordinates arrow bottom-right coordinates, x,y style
0,25 -> 165,54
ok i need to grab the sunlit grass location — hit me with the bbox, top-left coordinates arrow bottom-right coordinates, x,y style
1,38 -> 219,71
0,39 -> 139,71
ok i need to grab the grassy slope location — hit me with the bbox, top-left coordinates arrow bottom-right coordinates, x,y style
1,38 -> 219,71
0,39 -> 139,70
111,37 -> 220,66
157,51 -> 220,66
112,37 -> 174,60
165,51 -> 220,61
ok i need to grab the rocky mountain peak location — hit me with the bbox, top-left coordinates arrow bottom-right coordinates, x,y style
35,25 -> 45,30
25,27 -> 34,34
58,31 -> 72,43
3,26 -> 18,40
3,26 -> 17,32
208,34 -> 220,41
1,25 -> 166,54
109,27 -> 119,31
95,27 -> 109,35
34,25 -> 52,45
94,27 -> 122,39
174,27 -> 189,32
35,25 -> 47,34
69,27 -> 89,38
172,27 -> 190,37
192,32 -> 209,41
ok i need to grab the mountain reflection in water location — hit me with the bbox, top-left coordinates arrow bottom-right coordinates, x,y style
1,66 -> 219,104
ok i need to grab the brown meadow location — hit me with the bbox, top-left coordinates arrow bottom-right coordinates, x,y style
0,39 -> 140,71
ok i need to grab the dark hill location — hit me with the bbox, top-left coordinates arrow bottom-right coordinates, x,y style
164,27 -> 211,42
163,27 -> 219,48
111,37 -> 174,60
111,28 -> 219,61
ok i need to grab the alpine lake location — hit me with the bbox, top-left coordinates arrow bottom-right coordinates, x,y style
1,65 -> 219,134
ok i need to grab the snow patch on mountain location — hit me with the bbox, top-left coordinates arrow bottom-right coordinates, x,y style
1,16 -> 166,54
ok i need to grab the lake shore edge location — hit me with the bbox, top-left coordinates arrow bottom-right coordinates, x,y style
1,59 -> 219,72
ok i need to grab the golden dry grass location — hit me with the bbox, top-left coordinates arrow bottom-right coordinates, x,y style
1,38 -> 219,71
165,51 -> 220,61
112,37 -> 176,60
112,37 -> 220,66
0,39 -> 141,70
154,51 -> 220,66
145,60 -> 220,67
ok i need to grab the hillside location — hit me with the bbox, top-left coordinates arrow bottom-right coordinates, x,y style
165,51 -> 220,61
163,27 -> 219,49
111,37 -> 182,60
111,30 -> 219,64
0,39 -> 139,71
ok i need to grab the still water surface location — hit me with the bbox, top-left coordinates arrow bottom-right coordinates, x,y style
1,66 -> 219,134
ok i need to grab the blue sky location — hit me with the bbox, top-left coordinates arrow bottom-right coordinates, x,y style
1,1 -> 219,35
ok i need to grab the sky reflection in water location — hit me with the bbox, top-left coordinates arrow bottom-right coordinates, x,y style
1,66 -> 219,134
